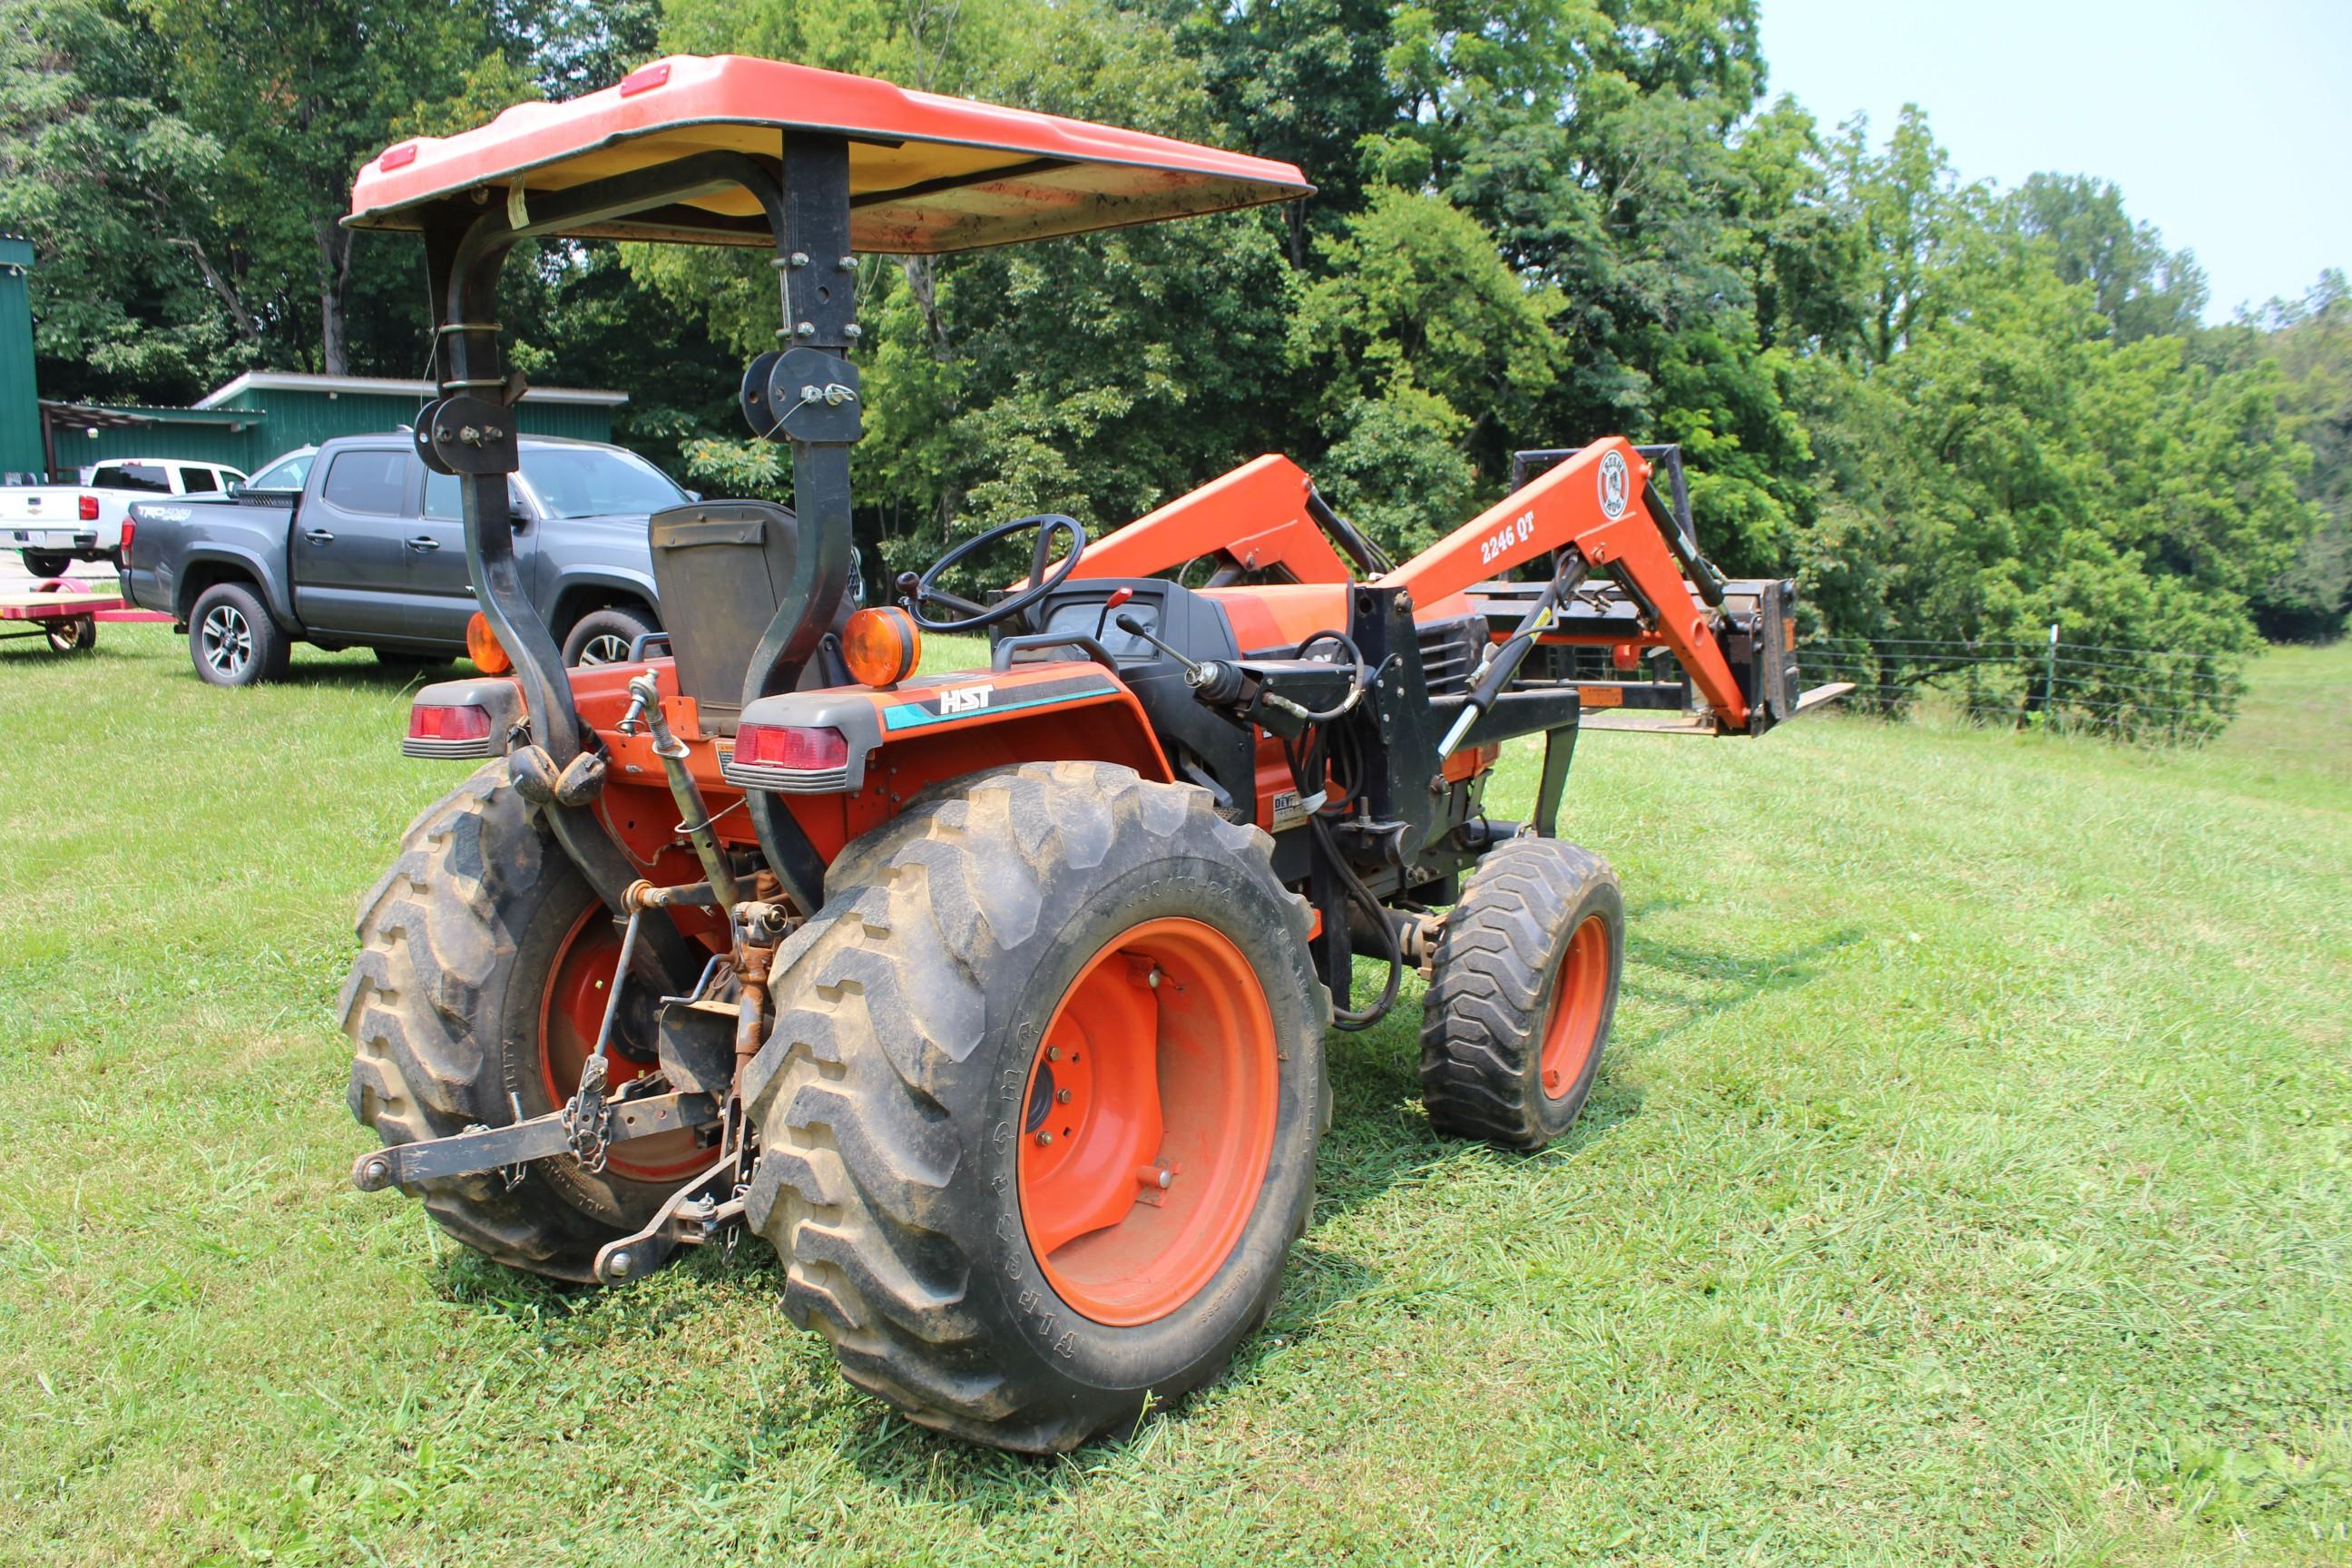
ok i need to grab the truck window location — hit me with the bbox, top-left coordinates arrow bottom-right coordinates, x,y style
94,462 -> 172,493
248,452 -> 314,493
424,466 -> 524,523
321,449 -> 410,516
518,447 -> 688,518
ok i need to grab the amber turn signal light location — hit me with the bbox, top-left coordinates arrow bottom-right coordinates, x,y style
466,612 -> 514,675
843,605 -> 920,688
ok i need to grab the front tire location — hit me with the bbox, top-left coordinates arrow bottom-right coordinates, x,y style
1419,836 -> 1624,1150
340,762 -> 704,1281
188,581 -> 289,686
562,604 -> 657,667
744,761 -> 1330,1451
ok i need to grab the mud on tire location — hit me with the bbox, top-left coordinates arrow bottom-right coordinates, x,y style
1418,836 -> 1623,1150
340,760 -> 691,1282
743,761 -> 1330,1452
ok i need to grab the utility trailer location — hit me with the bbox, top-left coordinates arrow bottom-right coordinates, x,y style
0,579 -> 119,654
337,54 -> 1844,1452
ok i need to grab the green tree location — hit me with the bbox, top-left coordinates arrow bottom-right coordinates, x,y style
2007,172 -> 2208,344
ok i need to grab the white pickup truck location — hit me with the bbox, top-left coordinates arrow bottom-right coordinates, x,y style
3,457 -> 248,575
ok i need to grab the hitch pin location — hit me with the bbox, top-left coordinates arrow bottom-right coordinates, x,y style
616,686 -> 652,737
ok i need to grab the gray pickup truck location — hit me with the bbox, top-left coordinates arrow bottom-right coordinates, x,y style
124,434 -> 683,686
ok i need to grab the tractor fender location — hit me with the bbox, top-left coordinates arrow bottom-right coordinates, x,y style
725,662 -> 1171,799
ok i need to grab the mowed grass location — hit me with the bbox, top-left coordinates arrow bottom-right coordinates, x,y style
0,624 -> 2346,1566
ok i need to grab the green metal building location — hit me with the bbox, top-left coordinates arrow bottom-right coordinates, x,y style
1,237 -> 43,481
3,235 -> 625,481
38,372 -> 626,478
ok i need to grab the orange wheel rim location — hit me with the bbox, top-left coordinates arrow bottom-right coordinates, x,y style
538,904 -> 705,1182
1538,914 -> 1610,1101
1017,917 -> 1279,1327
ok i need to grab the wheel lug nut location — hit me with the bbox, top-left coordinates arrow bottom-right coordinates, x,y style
1045,1047 -> 1060,1062
1034,1131 -> 1054,1146
1055,1088 -> 1072,1103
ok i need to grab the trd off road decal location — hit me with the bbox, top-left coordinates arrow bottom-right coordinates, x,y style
881,673 -> 1118,731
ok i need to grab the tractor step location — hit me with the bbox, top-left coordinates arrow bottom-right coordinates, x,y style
349,1090 -> 720,1191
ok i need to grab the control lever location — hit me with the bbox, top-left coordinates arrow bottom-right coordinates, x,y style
1093,586 -> 1134,644
1115,612 -> 1248,704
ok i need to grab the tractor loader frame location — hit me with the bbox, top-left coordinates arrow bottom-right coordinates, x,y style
338,54 -> 1842,1451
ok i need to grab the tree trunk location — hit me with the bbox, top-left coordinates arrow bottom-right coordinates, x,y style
317,219 -> 355,375
898,254 -> 954,363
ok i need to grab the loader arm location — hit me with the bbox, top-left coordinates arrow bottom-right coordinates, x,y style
1377,437 -> 1751,732
1063,455 -> 1357,585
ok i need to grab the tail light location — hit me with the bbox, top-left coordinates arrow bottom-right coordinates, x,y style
402,701 -> 499,760
408,703 -> 493,742
723,723 -> 851,792
119,519 -> 134,568
79,495 -> 98,521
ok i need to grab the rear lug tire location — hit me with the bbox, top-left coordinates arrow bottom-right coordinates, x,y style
340,761 -> 700,1281
743,761 -> 1330,1452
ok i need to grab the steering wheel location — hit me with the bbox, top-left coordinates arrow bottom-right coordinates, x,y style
897,513 -> 1088,634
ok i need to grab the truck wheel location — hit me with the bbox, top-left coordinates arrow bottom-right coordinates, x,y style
744,761 -> 1330,1452
1419,836 -> 1623,1150
188,581 -> 289,686
22,550 -> 73,578
341,761 -> 706,1282
563,605 -> 656,667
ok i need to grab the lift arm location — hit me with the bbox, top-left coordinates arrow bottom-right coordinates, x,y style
1377,438 -> 1752,732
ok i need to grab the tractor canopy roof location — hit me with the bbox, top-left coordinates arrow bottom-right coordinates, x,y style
346,54 -> 1312,254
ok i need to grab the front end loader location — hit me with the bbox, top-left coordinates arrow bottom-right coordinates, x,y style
337,54 -> 1845,1452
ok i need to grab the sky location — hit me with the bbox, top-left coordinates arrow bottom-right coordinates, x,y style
1756,0 -> 2351,321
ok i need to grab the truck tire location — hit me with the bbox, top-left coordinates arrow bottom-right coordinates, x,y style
188,581 -> 289,687
562,604 -> 657,667
744,761 -> 1330,1452
341,761 -> 707,1282
22,550 -> 73,578
1419,836 -> 1623,1150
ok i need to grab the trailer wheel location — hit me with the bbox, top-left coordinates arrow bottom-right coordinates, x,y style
744,761 -> 1329,1452
45,614 -> 97,653
1419,836 -> 1623,1150
188,581 -> 289,686
340,761 -> 702,1282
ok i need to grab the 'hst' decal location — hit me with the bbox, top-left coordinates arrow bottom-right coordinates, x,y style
883,675 -> 1118,731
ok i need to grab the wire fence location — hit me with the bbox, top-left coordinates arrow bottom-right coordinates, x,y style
1788,628 -> 2320,744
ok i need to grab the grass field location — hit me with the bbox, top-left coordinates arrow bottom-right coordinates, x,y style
1,625 -> 2346,1566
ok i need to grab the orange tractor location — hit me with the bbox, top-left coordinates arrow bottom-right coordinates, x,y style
340,54 -> 1843,1451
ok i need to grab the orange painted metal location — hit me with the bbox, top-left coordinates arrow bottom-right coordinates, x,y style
1018,917 -> 1279,1326
559,657 -> 1171,909
347,54 -> 1311,255
536,903 -> 709,1181
1377,439 -> 1750,730
1538,915 -> 1611,1099
1065,456 -> 1353,586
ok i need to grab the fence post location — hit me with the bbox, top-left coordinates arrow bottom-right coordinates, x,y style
2043,623 -> 2060,723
